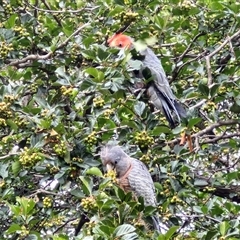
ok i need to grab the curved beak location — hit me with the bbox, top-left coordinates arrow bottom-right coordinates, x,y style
106,163 -> 114,172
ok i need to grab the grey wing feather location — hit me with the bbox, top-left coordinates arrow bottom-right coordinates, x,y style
141,48 -> 176,100
128,158 -> 157,206
141,48 -> 186,125
128,158 -> 162,233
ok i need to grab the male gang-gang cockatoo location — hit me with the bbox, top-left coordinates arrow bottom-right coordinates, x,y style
107,33 -> 186,129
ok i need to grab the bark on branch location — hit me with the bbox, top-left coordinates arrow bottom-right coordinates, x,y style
167,119 -> 240,146
8,23 -> 90,67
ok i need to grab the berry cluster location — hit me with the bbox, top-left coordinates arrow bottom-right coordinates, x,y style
60,86 -> 77,97
84,131 -> 97,148
3,1 -> 13,15
134,131 -> 154,148
180,0 -> 195,9
218,85 -> 227,94
140,152 -> 152,164
47,164 -> 60,174
14,26 -> 30,37
70,43 -> 81,60
0,179 -> 5,188
85,221 -> 95,235
93,96 -> 104,108
15,116 -> 28,128
43,197 -> 52,208
72,157 -> 84,163
103,109 -> 114,119
40,109 -> 56,120
18,226 -> 29,238
44,216 -> 64,227
81,196 -> 97,211
122,11 -> 139,21
28,83 -> 38,92
0,102 -> 12,118
53,141 -> 67,157
170,195 -> 185,205
0,118 -> 7,127
202,101 -> 217,113
132,218 -> 146,228
104,169 -> 117,184
19,147 -> 43,167
3,94 -> 15,103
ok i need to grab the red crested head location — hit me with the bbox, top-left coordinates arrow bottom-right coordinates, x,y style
107,33 -> 132,49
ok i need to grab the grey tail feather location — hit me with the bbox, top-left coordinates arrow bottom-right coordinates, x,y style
153,84 -> 186,128
151,215 -> 161,233
161,102 -> 176,128
174,101 -> 187,119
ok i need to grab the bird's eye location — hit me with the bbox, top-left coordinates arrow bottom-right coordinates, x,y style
114,160 -> 118,165
118,43 -> 122,47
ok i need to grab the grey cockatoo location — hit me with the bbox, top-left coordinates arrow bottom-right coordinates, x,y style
100,145 -> 161,233
107,33 -> 186,128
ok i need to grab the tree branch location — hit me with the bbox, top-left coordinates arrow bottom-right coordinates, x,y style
195,174 -> 240,203
203,132 -> 240,144
178,32 -> 206,62
8,22 -> 90,67
205,29 -> 240,86
167,119 -> 239,146
28,4 -> 99,13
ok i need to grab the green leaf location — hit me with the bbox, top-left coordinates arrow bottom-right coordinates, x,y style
16,196 -> 35,215
210,83 -> 220,97
84,68 -> 105,82
205,230 -> 218,240
127,59 -> 142,71
6,119 -> 18,131
172,125 -> 185,134
152,126 -> 171,135
5,14 -> 18,28
164,226 -> 179,239
12,161 -> 21,175
9,205 -> 21,216
97,47 -> 109,61
187,117 -> 202,128
230,102 -> 240,113
0,163 -> 8,178
6,223 -> 21,234
219,221 -> 230,236
113,224 -> 137,238
134,101 -> 145,116
70,188 -> 85,198
79,176 -> 93,195
86,167 -> 103,177
198,83 -> 209,97
52,235 -> 69,240
194,179 -> 208,187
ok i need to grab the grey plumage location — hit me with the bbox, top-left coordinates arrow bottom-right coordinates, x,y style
100,145 -> 161,233
140,47 -> 186,128
108,33 -> 186,128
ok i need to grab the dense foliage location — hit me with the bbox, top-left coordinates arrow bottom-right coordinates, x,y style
0,0 -> 240,239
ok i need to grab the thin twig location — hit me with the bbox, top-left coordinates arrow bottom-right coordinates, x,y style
207,29 -> 240,58
205,56 -> 212,86
167,119 -> 239,145
178,32 -> 205,62
203,132 -> 240,144
53,217 -> 78,234
205,29 -> 240,85
28,4 -> 99,13
0,153 -> 17,160
189,99 -> 207,110
41,0 -> 62,27
28,189 -> 62,198
8,23 -> 90,67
